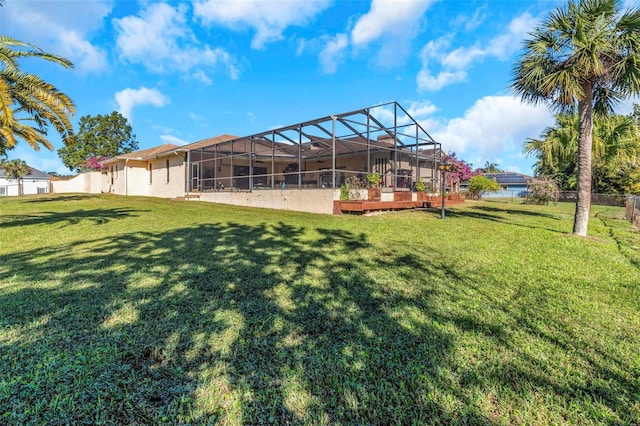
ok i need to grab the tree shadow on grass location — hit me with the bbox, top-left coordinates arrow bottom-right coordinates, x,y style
0,220 -> 499,424
19,195 -> 103,203
1,217 -> 637,424
0,208 -> 146,227
447,205 -> 569,234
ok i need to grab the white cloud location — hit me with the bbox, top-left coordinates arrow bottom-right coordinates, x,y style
194,0 -> 331,49
59,31 -> 108,73
190,70 -> 213,85
316,0 -> 434,74
350,0 -> 434,67
485,12 -> 538,59
406,100 -> 439,119
351,0 -> 433,46
450,7 -> 488,32
1,0 -> 112,73
416,37 -> 467,90
310,0 -> 439,74
114,87 -> 170,121
417,69 -> 467,91
428,96 -> 554,161
160,135 -> 189,145
319,34 -> 348,74
417,12 -> 539,92
114,3 -> 238,80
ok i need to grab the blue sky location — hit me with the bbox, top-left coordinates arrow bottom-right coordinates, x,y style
2,0 -> 638,175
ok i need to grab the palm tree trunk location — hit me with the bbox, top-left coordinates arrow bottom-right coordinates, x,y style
573,85 -> 593,236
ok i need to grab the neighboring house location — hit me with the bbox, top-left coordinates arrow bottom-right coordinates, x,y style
101,102 -> 445,214
0,165 -> 51,196
462,172 -> 534,198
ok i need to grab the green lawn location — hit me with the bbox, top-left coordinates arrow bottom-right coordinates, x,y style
1,194 -> 638,425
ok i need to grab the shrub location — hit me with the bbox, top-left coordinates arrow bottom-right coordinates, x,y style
340,184 -> 349,201
343,176 -> 365,200
467,175 -> 500,200
529,180 -> 557,205
415,179 -> 426,192
366,172 -> 380,188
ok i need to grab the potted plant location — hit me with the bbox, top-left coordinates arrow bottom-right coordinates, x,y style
415,178 -> 427,203
366,172 -> 381,201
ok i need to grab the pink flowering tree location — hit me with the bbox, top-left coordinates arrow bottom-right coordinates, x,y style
80,156 -> 108,171
444,152 -> 475,193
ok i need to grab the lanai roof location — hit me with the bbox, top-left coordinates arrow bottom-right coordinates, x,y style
183,102 -> 442,163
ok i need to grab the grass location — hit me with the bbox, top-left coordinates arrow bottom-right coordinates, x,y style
0,194 -> 638,425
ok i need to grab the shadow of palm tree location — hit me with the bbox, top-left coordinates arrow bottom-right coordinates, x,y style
447,205 -> 569,234
20,195 -> 103,203
0,208 -> 146,227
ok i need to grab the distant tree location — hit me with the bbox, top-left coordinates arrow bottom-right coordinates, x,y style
58,111 -> 138,172
467,175 -> 501,200
481,161 -> 504,173
2,158 -> 30,195
511,0 -> 640,236
0,36 -> 75,155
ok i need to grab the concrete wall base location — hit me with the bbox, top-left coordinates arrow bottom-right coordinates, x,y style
198,189 -> 339,215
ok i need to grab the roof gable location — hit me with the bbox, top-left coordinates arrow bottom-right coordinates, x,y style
0,164 -> 51,180
103,143 -> 179,163
179,134 -> 240,151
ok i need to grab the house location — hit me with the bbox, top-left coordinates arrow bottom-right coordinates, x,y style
462,172 -> 534,198
102,143 -> 186,197
101,101 -> 447,214
0,164 -> 51,196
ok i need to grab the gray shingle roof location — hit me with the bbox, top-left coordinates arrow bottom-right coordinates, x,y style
0,165 -> 51,180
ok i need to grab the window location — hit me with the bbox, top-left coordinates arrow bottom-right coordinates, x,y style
166,159 -> 170,183
149,163 -> 153,184
37,187 -> 46,194
0,186 -> 6,196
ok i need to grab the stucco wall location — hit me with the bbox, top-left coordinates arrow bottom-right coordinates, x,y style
51,171 -> 102,194
122,160 -> 149,196
148,156 -> 186,198
106,162 -> 126,195
198,189 -> 338,215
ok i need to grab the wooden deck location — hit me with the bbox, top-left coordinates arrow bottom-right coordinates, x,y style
334,196 -> 464,215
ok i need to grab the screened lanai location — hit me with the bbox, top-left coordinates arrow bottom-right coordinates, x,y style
186,102 -> 442,193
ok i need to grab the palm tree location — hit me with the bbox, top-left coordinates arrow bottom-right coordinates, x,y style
524,114 -> 580,187
512,0 -> 640,236
2,158 -> 30,195
481,161 -> 504,173
524,111 -> 640,192
0,36 -> 76,155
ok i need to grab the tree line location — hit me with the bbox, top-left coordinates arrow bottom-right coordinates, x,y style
524,106 -> 640,195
